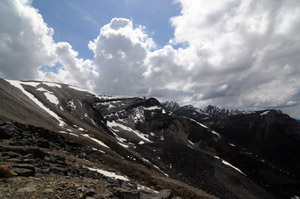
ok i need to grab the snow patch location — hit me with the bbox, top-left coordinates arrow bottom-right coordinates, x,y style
82,134 -> 109,148
60,130 -> 79,137
291,196 -> 300,199
36,87 -> 48,92
44,92 -> 59,106
211,130 -> 221,137
260,111 -> 270,116
118,142 -> 129,148
215,156 -> 246,176
185,117 -> 221,137
143,106 -> 161,110
153,165 -> 168,177
137,185 -> 158,193
7,80 -> 65,127
229,143 -> 235,147
86,167 -> 129,181
138,141 -> 145,145
186,117 -> 209,129
69,133 -> 79,137
107,121 -> 152,142
188,140 -> 194,148
78,127 -> 85,131
36,87 -> 60,106
92,147 -> 105,153
97,95 -> 140,100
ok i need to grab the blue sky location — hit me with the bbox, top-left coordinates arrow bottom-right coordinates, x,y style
32,0 -> 180,60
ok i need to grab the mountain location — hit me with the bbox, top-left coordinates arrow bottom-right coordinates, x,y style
0,78 -> 300,199
202,105 -> 249,119
210,110 -> 300,178
172,105 -> 210,121
163,103 -> 248,122
161,101 -> 180,112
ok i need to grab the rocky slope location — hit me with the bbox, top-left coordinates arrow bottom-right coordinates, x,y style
0,78 -> 300,198
161,101 -> 180,112
210,110 -> 300,178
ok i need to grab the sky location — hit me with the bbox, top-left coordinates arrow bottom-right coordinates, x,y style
1,0 -> 300,118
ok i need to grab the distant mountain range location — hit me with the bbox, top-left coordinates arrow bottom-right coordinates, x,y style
162,101 -> 250,121
0,78 -> 300,199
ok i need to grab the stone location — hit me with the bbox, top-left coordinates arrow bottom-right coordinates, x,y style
50,167 -> 67,175
54,194 -> 61,199
6,158 -> 21,162
2,151 -> 20,158
12,164 -> 35,171
86,197 -> 96,199
85,188 -> 96,196
113,187 -> 140,198
13,168 -> 35,177
17,186 -> 36,193
43,188 -> 54,194
141,189 -> 172,199
157,189 -> 172,199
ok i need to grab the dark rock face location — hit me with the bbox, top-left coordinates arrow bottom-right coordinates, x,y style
173,105 -> 209,121
211,110 -> 300,177
162,101 -> 180,112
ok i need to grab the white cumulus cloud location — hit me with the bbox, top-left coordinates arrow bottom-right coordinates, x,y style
0,0 -> 97,91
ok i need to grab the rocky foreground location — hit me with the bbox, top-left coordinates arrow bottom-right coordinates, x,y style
0,119 -> 207,199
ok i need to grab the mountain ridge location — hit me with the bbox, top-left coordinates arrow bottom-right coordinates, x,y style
1,78 -> 300,199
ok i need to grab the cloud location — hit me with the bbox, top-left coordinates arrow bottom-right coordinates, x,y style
88,18 -> 155,95
0,0 -> 97,91
1,0 -> 300,117
0,0 -> 56,80
166,0 -> 300,110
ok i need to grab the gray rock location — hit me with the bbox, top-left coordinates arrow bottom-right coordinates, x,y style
85,188 -> 96,196
12,164 -> 35,171
2,151 -> 20,158
113,187 -> 140,198
43,188 -> 54,194
86,197 -> 96,199
13,168 -> 35,177
158,189 -> 172,199
54,194 -> 61,199
17,186 -> 36,193
50,167 -> 67,175
141,189 -> 172,199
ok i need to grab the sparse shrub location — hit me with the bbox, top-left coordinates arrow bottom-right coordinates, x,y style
0,165 -> 13,178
